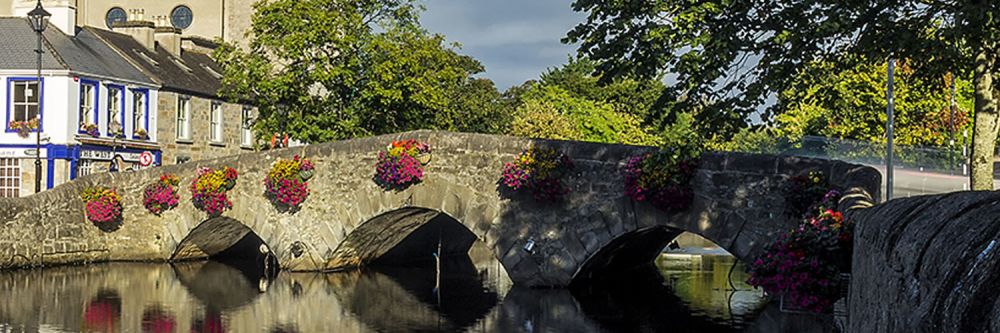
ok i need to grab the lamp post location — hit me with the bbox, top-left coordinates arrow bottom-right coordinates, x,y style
28,0 -> 49,194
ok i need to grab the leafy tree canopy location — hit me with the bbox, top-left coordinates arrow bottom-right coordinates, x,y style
564,0 -> 1000,188
214,0 -> 507,143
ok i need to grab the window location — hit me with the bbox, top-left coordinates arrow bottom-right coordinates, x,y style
105,7 -> 127,29
10,80 -> 40,123
170,5 -> 193,30
0,158 -> 20,198
79,82 -> 96,131
107,86 -> 123,137
210,102 -> 223,143
131,89 -> 147,139
176,96 -> 191,140
241,107 -> 253,147
76,160 -> 97,178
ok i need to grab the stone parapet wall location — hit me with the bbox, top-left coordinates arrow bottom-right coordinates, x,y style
0,130 -> 879,287
849,191 -> 1000,332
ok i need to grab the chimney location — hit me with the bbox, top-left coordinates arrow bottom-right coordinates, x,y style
111,9 -> 155,50
153,15 -> 182,56
13,0 -> 76,35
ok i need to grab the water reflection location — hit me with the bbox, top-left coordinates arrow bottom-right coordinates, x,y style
0,254 -> 832,332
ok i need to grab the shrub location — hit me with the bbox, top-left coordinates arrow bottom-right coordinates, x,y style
622,148 -> 699,213
191,166 -> 238,217
499,147 -> 575,201
265,155 -> 314,209
143,174 -> 180,215
374,139 -> 430,190
80,187 -> 123,224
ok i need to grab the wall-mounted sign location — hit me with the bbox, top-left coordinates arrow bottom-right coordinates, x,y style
138,151 -> 154,167
0,148 -> 46,158
80,150 -> 142,162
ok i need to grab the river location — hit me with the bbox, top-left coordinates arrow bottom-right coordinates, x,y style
0,245 -> 833,332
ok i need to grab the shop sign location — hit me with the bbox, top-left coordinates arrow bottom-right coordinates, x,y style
80,150 -> 142,162
0,148 -> 46,158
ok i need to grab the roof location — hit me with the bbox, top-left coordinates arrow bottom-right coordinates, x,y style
0,17 -> 65,71
0,17 -> 155,85
87,27 -> 223,98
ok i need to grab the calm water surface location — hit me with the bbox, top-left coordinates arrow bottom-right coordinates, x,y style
0,251 -> 831,332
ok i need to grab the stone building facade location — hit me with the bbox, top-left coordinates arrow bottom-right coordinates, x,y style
1,0 -> 258,43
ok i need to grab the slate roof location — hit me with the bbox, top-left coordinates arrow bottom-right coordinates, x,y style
0,17 -> 155,85
87,27 -> 223,98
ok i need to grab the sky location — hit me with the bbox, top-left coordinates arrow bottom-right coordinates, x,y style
419,0 -> 585,90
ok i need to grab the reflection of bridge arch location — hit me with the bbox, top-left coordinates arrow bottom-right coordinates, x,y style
0,131 -> 880,288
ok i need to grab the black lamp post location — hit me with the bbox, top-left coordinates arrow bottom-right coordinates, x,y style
28,0 -> 49,194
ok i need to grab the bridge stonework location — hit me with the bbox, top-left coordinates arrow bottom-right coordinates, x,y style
0,131 -> 879,287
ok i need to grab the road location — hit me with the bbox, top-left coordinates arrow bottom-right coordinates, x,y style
866,165 -> 1000,201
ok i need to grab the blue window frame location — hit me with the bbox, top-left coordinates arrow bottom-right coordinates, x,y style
5,77 -> 43,134
78,79 -> 99,134
105,84 -> 125,138
130,88 -> 150,140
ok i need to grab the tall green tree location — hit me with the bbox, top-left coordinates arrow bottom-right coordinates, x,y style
214,0 -> 505,143
565,0 -> 1000,189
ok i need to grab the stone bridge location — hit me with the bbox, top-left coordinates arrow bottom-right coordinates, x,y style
0,131 -> 880,287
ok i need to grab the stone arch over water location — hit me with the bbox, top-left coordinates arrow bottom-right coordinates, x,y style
0,131 -> 880,288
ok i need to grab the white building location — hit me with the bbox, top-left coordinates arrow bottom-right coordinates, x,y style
0,1 -> 160,197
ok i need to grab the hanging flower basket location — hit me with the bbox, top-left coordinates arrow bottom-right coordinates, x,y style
191,166 -> 239,217
9,118 -> 38,139
499,147 -> 574,201
373,139 -> 430,191
747,190 -> 853,314
143,174 -> 180,215
265,155 -> 314,209
80,186 -> 123,225
623,148 -> 699,213
784,171 -> 831,218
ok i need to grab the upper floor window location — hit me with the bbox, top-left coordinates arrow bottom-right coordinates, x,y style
10,80 -> 40,123
107,85 -> 123,137
241,107 -> 253,147
131,89 -> 148,139
210,102 -> 223,143
176,96 -> 191,140
79,82 -> 96,131
105,7 -> 127,29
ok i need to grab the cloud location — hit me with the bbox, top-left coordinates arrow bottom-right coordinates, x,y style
419,0 -> 584,89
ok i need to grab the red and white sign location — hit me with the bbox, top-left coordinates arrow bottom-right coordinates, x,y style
138,151 -> 154,167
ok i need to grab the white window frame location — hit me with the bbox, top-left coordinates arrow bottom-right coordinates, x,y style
107,86 -> 123,136
0,158 -> 20,198
176,96 -> 191,140
241,107 -> 253,147
132,89 -> 147,136
10,80 -> 40,123
79,83 -> 95,131
209,101 -> 223,143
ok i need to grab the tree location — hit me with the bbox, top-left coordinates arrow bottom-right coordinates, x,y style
214,0 -> 506,143
510,84 -> 663,146
775,61 -> 974,148
565,0 -> 1000,189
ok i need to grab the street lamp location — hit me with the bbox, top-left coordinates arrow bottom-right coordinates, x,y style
28,0 -> 49,194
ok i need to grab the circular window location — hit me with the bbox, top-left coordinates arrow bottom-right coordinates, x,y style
170,5 -> 193,30
105,7 -> 127,29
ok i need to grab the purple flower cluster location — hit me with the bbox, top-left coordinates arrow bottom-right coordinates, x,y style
747,190 -> 851,313
266,178 -> 309,207
85,198 -> 121,224
192,192 -> 232,217
622,152 -> 697,213
499,148 -> 574,202
142,182 -> 179,215
374,149 -> 426,191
